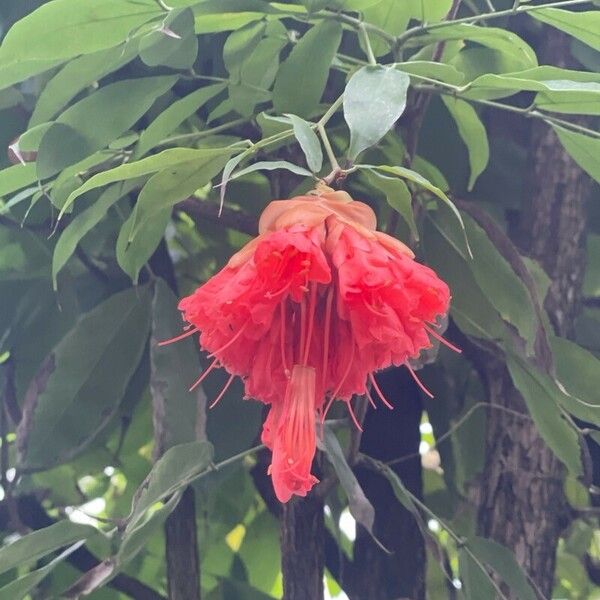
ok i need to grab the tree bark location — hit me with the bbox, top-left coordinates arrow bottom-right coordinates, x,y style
281,494 -> 325,600
476,28 -> 590,598
149,240 -> 201,600
351,368 -> 426,600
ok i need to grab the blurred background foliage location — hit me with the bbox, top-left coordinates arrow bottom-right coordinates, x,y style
0,0 -> 599,598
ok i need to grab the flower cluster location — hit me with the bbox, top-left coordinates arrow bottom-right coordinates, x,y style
171,186 -> 452,502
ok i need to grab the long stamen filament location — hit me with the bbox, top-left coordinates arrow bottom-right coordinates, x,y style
425,324 -> 462,354
302,283 -> 318,365
406,364 -> 435,399
209,374 -> 235,409
189,357 -> 220,391
369,373 -> 394,410
158,326 -> 198,346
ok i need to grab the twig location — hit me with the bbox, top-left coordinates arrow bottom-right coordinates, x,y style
396,0 -> 592,47
387,402 -> 533,467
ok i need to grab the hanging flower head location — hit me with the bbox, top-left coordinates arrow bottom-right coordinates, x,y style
167,185 -> 454,502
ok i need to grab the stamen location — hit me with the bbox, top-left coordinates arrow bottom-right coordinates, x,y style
321,286 -> 334,394
302,283 -> 318,365
369,373 -> 394,410
207,322 -> 249,359
189,358 -> 220,391
424,324 -> 462,354
299,296 -> 307,364
280,302 -> 289,375
158,327 -> 198,346
365,386 -> 378,409
331,338 -> 355,401
406,364 -> 435,399
346,400 -> 364,432
209,374 -> 235,409
322,395 -> 335,421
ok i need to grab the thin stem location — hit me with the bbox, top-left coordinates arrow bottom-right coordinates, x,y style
156,118 -> 248,147
413,79 -> 600,139
153,0 -> 172,10
317,123 -> 340,171
358,23 -> 377,65
317,94 -> 344,127
396,0 -> 591,46
322,10 -> 396,47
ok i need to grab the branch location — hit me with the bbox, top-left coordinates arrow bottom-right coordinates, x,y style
396,0 -> 592,46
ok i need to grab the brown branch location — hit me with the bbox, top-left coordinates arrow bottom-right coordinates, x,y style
147,239 -> 201,600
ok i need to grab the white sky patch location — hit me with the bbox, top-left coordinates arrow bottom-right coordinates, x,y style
419,441 -> 431,455
339,507 -> 356,542
103,466 -> 115,477
428,519 -> 441,533
67,498 -> 106,526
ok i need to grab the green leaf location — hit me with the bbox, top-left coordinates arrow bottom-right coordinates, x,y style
193,0 -> 278,34
531,8 -> 600,51
29,43 -> 139,127
16,286 -> 152,471
506,356 -> 582,477
459,548 -> 495,600
228,22 -> 287,117
410,25 -> 537,71
359,0 -> 411,56
0,0 -> 162,64
0,59 -> 63,93
52,181 -> 138,289
366,164 -> 468,253
36,75 -> 177,179
551,124 -> 600,184
273,20 -> 342,117
285,114 -> 323,173
0,164 -> 38,199
151,280 -> 203,454
321,424 -> 380,548
465,537 -> 537,600
117,208 -> 171,283
229,160 -> 312,182
0,541 -> 85,600
126,441 -> 214,531
223,21 -> 267,79
441,96 -> 489,190
396,60 -> 465,86
462,213 -> 537,351
550,336 -> 600,425
139,8 -> 198,69
117,492 -> 182,567
135,84 -> 226,158
344,66 -> 410,160
128,149 -> 233,242
0,521 -> 95,576
61,148 -> 216,217
364,169 -> 417,239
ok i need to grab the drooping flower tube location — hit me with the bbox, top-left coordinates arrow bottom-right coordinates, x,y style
168,185 -> 455,502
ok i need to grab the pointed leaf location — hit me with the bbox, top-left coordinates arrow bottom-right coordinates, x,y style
344,66 -> 410,160
286,114 -> 323,173
551,124 -> 600,184
441,96 -> 489,191
273,20 -> 342,117
16,286 -> 152,471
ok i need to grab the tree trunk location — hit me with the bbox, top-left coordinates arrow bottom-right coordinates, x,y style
281,494 -> 325,600
351,368 -> 426,600
476,28 -> 590,598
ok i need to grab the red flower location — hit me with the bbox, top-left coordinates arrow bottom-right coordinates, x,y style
169,186 -> 454,502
